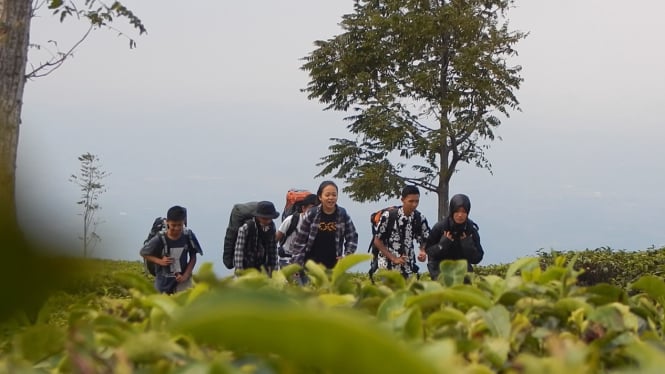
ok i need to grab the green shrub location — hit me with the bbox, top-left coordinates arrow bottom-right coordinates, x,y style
475,247 -> 665,287
4,251 -> 665,372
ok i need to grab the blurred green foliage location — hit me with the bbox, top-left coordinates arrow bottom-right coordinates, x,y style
2,247 -> 665,373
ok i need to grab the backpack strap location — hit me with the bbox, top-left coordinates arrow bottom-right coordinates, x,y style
182,230 -> 202,255
158,232 -> 168,257
383,209 -> 399,243
246,219 -> 257,253
368,208 -> 399,253
160,230 -> 200,257
280,214 -> 300,246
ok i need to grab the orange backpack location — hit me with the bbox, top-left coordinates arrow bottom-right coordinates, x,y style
282,189 -> 312,221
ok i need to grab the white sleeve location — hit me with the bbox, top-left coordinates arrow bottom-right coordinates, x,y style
277,215 -> 293,235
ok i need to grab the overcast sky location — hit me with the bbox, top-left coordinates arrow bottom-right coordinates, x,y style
17,1 -> 665,276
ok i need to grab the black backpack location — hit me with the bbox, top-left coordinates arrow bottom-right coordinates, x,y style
142,217 -> 198,276
143,233 -> 168,276
223,202 -> 259,269
144,217 -> 166,245
142,217 -> 166,276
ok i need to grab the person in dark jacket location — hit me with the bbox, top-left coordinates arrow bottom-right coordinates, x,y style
233,201 -> 279,275
425,194 -> 484,280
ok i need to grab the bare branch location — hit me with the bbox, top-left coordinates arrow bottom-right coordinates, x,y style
26,24 -> 93,80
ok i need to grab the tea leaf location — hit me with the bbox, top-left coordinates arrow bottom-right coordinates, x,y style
171,288 -> 436,373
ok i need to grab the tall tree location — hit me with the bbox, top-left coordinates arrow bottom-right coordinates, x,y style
302,0 -> 526,219
0,0 -> 144,230
70,152 -> 108,257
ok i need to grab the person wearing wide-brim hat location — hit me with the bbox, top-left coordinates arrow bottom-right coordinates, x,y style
253,201 -> 280,219
233,201 -> 280,275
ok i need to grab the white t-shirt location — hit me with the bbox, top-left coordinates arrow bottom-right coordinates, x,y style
277,213 -> 301,255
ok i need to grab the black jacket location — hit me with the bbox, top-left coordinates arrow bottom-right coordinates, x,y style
241,219 -> 277,272
425,217 -> 484,276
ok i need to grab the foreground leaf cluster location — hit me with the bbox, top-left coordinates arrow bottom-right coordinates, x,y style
3,250 -> 665,373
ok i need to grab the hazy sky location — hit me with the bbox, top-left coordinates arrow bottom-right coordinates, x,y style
17,1 -> 665,276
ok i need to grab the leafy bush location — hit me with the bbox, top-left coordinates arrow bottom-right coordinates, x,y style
476,246 -> 665,288
3,252 -> 665,372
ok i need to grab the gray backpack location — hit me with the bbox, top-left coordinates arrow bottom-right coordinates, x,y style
222,202 -> 258,269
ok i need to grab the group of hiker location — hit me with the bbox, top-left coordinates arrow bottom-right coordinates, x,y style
140,180 -> 484,294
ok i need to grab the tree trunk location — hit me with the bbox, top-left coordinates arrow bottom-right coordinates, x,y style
0,0 -> 31,229
438,144 -> 451,221
437,178 -> 449,222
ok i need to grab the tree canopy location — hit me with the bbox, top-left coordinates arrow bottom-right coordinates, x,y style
302,0 -> 526,217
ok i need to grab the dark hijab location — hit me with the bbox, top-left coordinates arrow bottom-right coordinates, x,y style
446,194 -> 473,238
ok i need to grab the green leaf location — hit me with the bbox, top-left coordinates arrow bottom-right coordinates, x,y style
442,285 -> 493,310
317,293 -> 356,308
121,331 -> 185,363
372,269 -> 407,290
376,290 -> 409,321
505,257 -> 540,279
497,290 -> 525,306
553,297 -> 592,316
305,260 -> 330,288
588,303 -> 639,333
407,285 -> 491,311
332,253 -> 372,286
538,266 -> 567,284
419,340 -> 463,372
170,288 -> 437,373
481,305 -> 511,339
425,307 -> 469,328
92,314 -> 133,344
232,268 -> 272,289
618,341 -> 665,374
13,324 -> 65,363
631,275 -> 665,305
514,297 -> 552,312
475,274 -> 506,301
439,260 -> 468,287
407,290 -> 447,312
48,0 -> 63,9
193,261 -> 220,286
144,294 -> 179,318
393,306 -> 423,341
482,337 -> 511,368
184,282 -> 211,306
279,263 -> 304,280
587,283 -> 628,305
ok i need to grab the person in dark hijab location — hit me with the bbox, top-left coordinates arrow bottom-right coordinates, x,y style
424,194 -> 484,280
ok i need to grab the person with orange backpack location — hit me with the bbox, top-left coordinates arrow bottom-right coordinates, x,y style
290,181 -> 358,271
369,185 -> 430,280
275,193 -> 318,269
